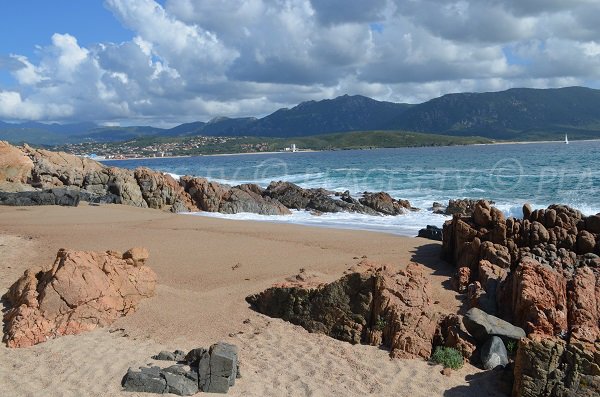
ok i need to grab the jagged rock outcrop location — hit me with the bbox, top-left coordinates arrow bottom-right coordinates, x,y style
263,181 -> 417,216
23,144 -> 104,188
134,168 -> 196,211
443,201 -> 600,339
513,336 -> 600,397
434,198 -> 495,217
505,257 -> 568,337
568,266 -> 600,345
219,184 -> 291,215
246,262 -> 440,359
264,181 -> 379,215
442,200 -> 600,396
3,247 -> 157,348
179,177 -> 290,215
358,191 -> 415,215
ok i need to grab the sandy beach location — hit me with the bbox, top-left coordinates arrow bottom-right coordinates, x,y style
0,204 -> 508,396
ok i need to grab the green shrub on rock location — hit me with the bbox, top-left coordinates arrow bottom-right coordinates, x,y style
431,347 -> 464,370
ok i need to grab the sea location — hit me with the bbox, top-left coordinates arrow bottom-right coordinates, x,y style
102,141 -> 600,237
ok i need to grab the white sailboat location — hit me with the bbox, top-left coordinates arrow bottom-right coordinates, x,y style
565,134 -> 569,144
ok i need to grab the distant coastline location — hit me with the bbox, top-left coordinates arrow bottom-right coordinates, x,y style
97,138 -> 600,161
99,150 -> 319,161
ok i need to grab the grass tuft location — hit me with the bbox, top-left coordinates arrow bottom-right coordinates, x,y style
431,346 -> 464,370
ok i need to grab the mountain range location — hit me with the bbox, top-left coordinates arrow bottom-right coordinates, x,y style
2,86 -> 600,145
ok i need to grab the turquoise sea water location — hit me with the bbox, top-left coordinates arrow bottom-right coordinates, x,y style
102,141 -> 600,236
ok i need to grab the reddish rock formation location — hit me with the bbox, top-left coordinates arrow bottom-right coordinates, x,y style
246,262 -> 440,359
3,248 -> 157,348
508,258 -> 568,337
358,192 -> 415,215
0,141 -> 34,187
442,200 -> 600,395
368,263 -> 440,359
180,176 -> 229,212
568,266 -> 600,346
134,167 -> 196,212
453,266 -> 471,293
434,314 -> 477,361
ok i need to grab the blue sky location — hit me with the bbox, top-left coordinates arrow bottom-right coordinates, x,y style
0,0 -> 599,125
0,2 -> 131,58
0,1 -> 132,87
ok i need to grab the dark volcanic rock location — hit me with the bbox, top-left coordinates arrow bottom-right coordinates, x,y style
418,225 -> 443,241
264,181 -> 383,215
247,271 -> 375,345
463,308 -> 526,343
480,336 -> 509,370
122,365 -> 198,396
198,343 -> 239,393
123,344 -> 239,395
184,348 -> 207,367
163,365 -> 199,396
0,187 -> 81,206
122,367 -> 167,394
152,350 -> 187,362
220,184 -> 291,215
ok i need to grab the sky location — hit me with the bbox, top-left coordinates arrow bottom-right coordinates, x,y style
0,0 -> 600,126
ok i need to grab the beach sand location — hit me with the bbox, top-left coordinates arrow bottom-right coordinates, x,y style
0,204 -> 508,396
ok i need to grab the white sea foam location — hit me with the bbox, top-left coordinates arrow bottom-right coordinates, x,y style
166,172 -> 182,181
185,209 -> 451,237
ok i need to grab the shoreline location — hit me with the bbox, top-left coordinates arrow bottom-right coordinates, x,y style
95,138 -> 600,161
99,149 -> 318,162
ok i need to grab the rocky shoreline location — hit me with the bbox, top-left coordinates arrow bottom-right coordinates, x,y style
0,141 -> 419,218
442,200 -> 600,396
2,140 -> 599,396
246,200 -> 600,396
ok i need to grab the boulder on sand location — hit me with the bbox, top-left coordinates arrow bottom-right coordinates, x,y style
3,247 -> 157,348
198,343 -> 239,393
123,343 -> 240,395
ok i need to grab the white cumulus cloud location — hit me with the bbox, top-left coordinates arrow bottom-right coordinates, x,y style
0,0 -> 598,124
